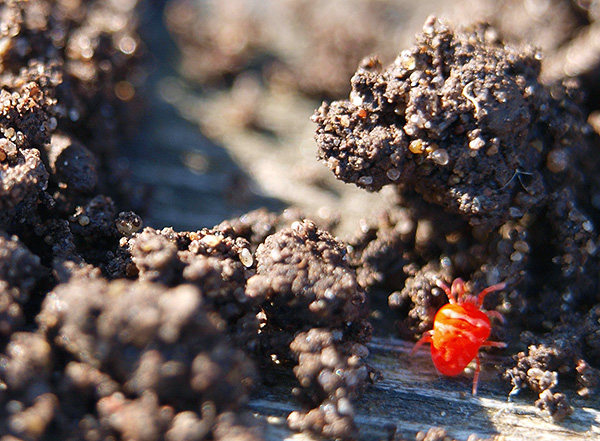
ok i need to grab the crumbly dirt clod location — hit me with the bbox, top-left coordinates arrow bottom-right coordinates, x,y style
245,219 -> 373,438
247,219 -> 370,339
313,17 -> 590,231
2,278 -> 261,440
502,308 -> 600,419
102,218 -> 377,440
287,328 -> 371,440
46,133 -> 98,195
115,226 -> 260,347
0,147 -> 50,231
534,389 -> 573,421
216,207 -> 335,252
346,208 -> 417,292
389,263 -> 452,337
0,232 -> 44,337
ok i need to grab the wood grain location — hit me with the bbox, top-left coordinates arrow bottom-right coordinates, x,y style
250,337 -> 600,441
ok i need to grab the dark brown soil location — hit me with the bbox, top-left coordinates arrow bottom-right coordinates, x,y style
2,1 -> 600,441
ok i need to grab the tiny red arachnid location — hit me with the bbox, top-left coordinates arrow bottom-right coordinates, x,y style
411,278 -> 507,395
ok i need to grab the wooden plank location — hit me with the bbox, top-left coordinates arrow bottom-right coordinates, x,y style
249,337 -> 600,441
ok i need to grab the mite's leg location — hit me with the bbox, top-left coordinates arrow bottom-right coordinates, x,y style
476,282 -> 506,307
482,340 -> 507,349
485,310 -> 505,324
451,278 -> 466,303
472,354 -> 481,395
436,279 -> 456,304
411,330 -> 433,356
473,341 -> 507,395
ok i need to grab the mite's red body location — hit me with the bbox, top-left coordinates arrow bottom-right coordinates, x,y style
412,278 -> 506,395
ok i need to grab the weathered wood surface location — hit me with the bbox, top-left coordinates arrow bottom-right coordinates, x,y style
250,337 -> 600,441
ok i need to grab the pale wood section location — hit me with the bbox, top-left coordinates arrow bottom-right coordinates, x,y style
250,337 -> 600,441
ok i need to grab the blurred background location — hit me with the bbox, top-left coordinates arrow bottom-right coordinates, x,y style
130,0 -> 600,236
126,1 -> 453,233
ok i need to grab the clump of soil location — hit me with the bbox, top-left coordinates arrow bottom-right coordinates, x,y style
246,219 -> 374,439
31,278 -> 259,440
0,231 -> 44,337
247,219 -> 369,335
313,17 -> 591,231
502,306 -> 600,421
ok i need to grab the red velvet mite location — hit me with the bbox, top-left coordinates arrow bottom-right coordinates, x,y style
411,278 -> 506,395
